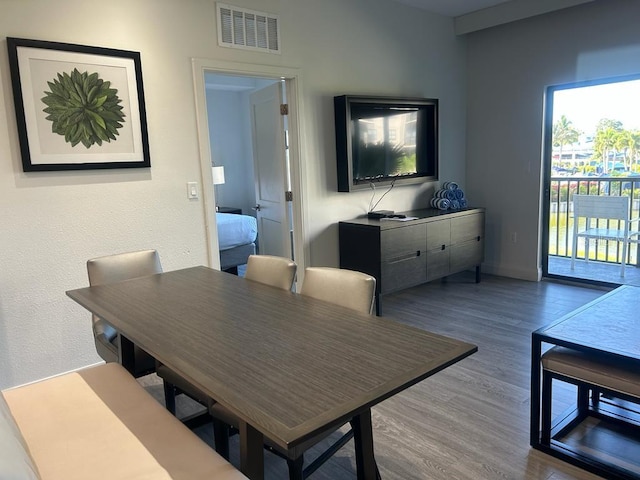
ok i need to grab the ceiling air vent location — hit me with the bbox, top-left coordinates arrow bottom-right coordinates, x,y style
217,3 -> 280,54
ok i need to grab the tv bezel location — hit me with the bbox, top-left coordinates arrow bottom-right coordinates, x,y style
334,94 -> 439,192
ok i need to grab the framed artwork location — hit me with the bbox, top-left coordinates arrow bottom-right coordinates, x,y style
7,37 -> 150,171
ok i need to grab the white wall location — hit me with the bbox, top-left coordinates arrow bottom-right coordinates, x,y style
0,0 -> 466,388
465,0 -> 640,281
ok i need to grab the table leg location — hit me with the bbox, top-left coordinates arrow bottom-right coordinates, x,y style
286,456 -> 304,480
116,334 -> 135,375
352,409 -> 381,480
239,421 -> 264,480
530,333 -> 542,447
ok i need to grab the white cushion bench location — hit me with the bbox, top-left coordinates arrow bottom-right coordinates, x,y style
0,363 -> 248,480
540,345 -> 640,446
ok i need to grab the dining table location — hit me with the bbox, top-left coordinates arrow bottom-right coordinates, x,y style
67,265 -> 477,480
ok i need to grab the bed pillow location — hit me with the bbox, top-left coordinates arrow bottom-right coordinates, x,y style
0,392 -> 41,479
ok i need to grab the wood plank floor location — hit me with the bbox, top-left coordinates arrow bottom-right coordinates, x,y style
141,272 -> 613,479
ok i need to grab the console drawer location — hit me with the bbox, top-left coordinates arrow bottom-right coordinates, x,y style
426,219 -> 450,250
381,224 -> 426,262
451,212 -> 484,244
450,238 -> 484,273
426,248 -> 449,282
381,252 -> 427,294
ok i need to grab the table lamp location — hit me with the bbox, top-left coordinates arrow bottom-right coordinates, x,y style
212,166 -> 225,211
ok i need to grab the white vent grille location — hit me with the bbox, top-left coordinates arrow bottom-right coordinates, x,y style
217,3 -> 280,54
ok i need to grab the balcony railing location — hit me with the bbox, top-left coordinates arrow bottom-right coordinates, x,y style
548,176 -> 640,266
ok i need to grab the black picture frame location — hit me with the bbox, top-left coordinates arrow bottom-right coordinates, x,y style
7,37 -> 150,171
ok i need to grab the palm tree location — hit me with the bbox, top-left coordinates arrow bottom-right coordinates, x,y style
553,115 -> 580,164
594,119 -> 623,173
614,130 -> 633,170
628,130 -> 640,171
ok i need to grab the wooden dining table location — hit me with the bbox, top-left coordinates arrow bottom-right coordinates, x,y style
67,266 -> 477,480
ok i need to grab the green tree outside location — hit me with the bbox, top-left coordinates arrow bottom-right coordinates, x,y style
552,115 -> 580,162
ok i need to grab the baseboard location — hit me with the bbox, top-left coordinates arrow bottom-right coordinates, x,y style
481,262 -> 542,282
5,360 -> 105,390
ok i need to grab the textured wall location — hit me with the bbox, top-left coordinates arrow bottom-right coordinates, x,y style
0,0 -> 466,388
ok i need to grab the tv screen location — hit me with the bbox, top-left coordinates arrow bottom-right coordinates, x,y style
335,95 -> 438,192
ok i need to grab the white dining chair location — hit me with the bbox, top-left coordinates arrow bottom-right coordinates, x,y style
300,266 -> 376,314
570,195 -> 640,277
86,249 -> 162,377
244,254 -> 297,290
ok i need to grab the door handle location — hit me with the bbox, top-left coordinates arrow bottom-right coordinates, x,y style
252,204 -> 261,212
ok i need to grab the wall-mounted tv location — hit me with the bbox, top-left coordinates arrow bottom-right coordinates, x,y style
334,95 -> 438,192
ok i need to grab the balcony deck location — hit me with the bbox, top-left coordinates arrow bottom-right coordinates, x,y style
546,176 -> 640,285
548,254 -> 640,287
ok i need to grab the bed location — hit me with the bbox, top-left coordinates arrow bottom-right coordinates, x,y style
216,212 -> 258,273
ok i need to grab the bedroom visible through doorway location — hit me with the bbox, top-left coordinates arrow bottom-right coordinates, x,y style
191,58 -> 306,284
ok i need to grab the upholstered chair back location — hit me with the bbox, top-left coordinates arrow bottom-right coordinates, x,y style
300,267 -> 376,315
244,254 -> 297,291
86,249 -> 162,375
87,249 -> 162,286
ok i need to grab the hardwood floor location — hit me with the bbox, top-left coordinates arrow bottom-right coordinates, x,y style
141,272 -> 612,479
369,272 -> 607,480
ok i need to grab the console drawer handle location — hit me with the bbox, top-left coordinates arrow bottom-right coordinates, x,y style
388,251 -> 421,263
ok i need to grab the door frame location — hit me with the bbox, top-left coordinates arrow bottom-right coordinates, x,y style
541,73 -> 640,286
191,57 -> 309,281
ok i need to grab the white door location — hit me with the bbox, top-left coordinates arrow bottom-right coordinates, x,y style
250,83 -> 292,259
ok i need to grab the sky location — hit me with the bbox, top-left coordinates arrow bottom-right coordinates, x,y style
552,78 -> 640,136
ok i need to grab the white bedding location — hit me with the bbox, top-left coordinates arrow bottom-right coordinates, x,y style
216,213 -> 257,250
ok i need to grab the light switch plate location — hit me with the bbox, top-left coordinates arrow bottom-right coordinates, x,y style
187,182 -> 198,199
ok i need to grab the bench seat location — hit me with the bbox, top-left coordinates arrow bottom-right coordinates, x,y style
540,345 -> 640,451
1,363 -> 247,480
542,346 -> 640,399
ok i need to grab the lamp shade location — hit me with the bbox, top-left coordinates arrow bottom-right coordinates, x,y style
212,166 -> 225,185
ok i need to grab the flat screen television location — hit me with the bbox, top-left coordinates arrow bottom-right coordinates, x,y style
334,95 -> 438,192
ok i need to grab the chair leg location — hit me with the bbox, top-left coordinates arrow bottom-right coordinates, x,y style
584,237 -> 590,263
571,228 -> 578,270
163,380 -> 177,415
213,419 -> 231,461
621,240 -> 628,277
287,455 -> 304,480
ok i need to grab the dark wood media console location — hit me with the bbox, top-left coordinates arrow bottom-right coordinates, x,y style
339,207 -> 485,314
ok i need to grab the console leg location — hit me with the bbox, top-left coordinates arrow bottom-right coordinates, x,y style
375,294 -> 381,316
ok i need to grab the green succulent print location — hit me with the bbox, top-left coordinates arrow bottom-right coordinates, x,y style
41,68 -> 125,148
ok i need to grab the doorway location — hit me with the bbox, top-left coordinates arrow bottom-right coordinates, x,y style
192,59 -> 307,281
542,74 -> 640,286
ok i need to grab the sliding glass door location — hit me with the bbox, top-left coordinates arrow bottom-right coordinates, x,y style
542,75 -> 640,286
